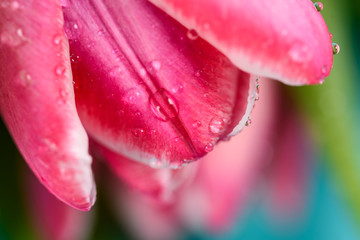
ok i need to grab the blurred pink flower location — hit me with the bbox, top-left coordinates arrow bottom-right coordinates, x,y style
0,0 -> 333,232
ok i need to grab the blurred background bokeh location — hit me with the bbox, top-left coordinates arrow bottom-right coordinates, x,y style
1,0 -> 359,239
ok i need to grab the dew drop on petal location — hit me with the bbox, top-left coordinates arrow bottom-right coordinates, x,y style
192,120 -> 202,128
332,43 -> 340,55
209,117 -> 225,135
151,60 -> 161,71
149,89 -> 179,121
123,88 -> 141,104
55,65 -> 66,76
245,118 -> 252,127
58,89 -> 69,104
187,29 -> 198,40
18,70 -> 32,86
53,35 -> 62,45
204,143 -> 214,153
132,128 -> 145,138
330,33 -> 333,38
314,2 -> 323,12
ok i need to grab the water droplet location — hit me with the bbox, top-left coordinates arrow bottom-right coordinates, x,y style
151,60 -> 161,71
132,128 -> 145,138
53,35 -> 62,45
174,137 -> 181,143
187,29 -> 198,40
289,43 -> 311,63
332,43 -> 340,55
70,54 -> 80,64
149,88 -> 179,121
0,26 -> 25,47
123,88 -> 141,104
329,33 -> 333,38
314,2 -> 323,12
139,68 -> 147,77
18,70 -> 32,86
109,66 -> 123,77
194,69 -> 202,77
64,21 -> 80,39
204,143 -> 214,153
97,29 -> 105,36
192,120 -> 202,128
209,117 -> 225,135
245,118 -> 252,127
58,89 -> 69,104
55,65 -> 66,76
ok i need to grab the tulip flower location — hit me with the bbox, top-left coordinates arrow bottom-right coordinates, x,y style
0,0 -> 334,214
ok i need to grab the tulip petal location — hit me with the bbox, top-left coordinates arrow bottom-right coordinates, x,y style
0,0 -> 95,210
97,144 -> 198,203
63,0 -> 256,167
178,79 -> 279,231
26,169 -> 93,240
149,0 -> 333,85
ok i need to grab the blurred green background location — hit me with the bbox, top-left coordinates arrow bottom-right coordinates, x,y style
1,0 -> 360,239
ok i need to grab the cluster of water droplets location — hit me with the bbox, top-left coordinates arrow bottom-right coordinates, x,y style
313,2 -> 340,56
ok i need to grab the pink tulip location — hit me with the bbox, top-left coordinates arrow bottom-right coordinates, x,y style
0,0 -> 333,212
105,80 -> 313,238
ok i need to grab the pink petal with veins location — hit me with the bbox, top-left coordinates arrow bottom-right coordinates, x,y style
63,0 -> 256,167
0,0 -> 95,210
149,0 -> 333,85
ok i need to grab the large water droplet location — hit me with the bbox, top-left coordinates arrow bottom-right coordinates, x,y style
149,89 -> 179,121
187,29 -> 199,40
332,43 -> 340,55
314,2 -> 323,12
204,143 -> 214,153
209,117 -> 225,135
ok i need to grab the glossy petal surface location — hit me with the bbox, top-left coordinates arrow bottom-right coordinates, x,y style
149,0 -> 333,85
0,0 -> 95,210
63,0 -> 255,167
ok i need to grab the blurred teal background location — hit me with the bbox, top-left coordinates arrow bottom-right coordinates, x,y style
1,0 -> 360,239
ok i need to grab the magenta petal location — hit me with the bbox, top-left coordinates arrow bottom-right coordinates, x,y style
149,0 -> 333,85
0,0 -> 95,210
63,0 -> 256,167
